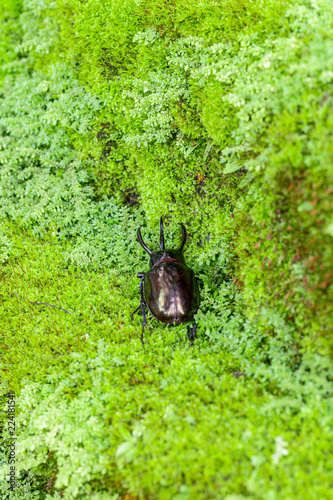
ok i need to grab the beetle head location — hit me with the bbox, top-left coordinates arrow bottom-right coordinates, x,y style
137,217 -> 187,268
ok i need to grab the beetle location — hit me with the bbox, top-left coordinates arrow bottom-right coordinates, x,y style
131,217 -> 200,345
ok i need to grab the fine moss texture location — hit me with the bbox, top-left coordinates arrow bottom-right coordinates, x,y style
0,0 -> 332,498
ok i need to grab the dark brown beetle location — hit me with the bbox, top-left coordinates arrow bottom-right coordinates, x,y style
131,218 -> 200,345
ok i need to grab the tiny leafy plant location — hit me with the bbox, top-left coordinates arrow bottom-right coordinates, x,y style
0,0 -> 332,498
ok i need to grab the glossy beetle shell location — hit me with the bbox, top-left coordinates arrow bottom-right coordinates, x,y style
144,260 -> 200,325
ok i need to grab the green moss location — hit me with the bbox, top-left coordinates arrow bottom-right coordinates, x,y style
0,0 -> 333,498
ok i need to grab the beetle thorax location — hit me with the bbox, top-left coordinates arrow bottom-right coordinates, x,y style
149,249 -> 185,269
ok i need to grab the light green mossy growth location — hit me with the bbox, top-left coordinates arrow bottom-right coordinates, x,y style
1,0 -> 333,498
0,60 -> 102,238
0,221 -> 137,393
0,1 -> 22,80
1,339 -> 332,499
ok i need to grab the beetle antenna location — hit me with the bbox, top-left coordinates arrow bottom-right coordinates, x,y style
179,223 -> 187,251
137,228 -> 153,255
160,217 -> 165,250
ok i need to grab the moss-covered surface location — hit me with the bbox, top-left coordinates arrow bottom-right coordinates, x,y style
0,0 -> 332,498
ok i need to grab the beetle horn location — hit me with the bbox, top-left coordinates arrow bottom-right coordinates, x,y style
137,228 -> 152,255
160,217 -> 165,250
178,223 -> 187,251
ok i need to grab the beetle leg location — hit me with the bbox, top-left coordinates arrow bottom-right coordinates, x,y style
139,277 -> 149,346
131,301 -> 148,321
187,322 -> 198,345
140,301 -> 149,345
130,305 -> 141,321
187,324 -> 192,343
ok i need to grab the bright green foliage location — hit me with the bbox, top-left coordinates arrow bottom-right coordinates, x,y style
0,0 -> 22,83
0,222 -> 332,499
9,339 -> 333,500
0,220 -> 142,394
0,0 -> 333,498
197,1 -> 333,356
0,61 -> 102,238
